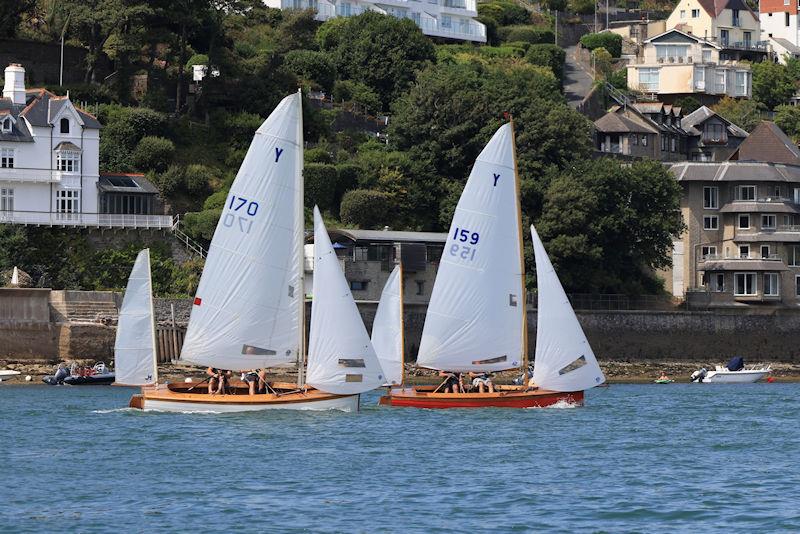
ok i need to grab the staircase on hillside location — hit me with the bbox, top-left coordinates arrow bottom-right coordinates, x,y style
171,215 -> 207,259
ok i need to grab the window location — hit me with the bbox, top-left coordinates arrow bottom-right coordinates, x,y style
0,188 -> 13,211
638,68 -> 659,91
350,280 -> 368,291
704,123 -> 725,142
715,69 -> 727,93
735,71 -> 748,96
787,12 -> 791,26
721,29 -> 729,46
703,186 -> 719,209
661,134 -> 667,151
691,8 -> 699,17
656,45 -> 689,59
743,31 -> 752,46
764,273 -> 780,296
670,136 -> 677,152
353,246 -> 368,262
338,2 -> 351,15
739,244 -> 750,258
55,189 -> 79,214
56,152 -> 80,173
732,9 -> 740,26
632,134 -> 639,146
712,273 -> 725,292
0,148 -> 14,168
702,49 -> 712,62
701,245 -> 717,258
796,275 -> 800,297
411,11 -> 420,23
60,118 -> 70,134
415,280 -> 425,295
441,15 -> 451,28
762,214 -> 777,229
1,117 -> 11,133
736,185 -> 756,201
774,185 -> 782,197
641,135 -> 648,146
703,215 -> 719,230
738,214 -> 750,229
734,272 -> 757,295
680,9 -> 685,18
789,245 -> 800,266
761,245 -> 771,259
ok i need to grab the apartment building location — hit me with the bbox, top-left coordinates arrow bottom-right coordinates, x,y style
263,0 -> 487,42
760,0 -> 800,62
626,29 -> 752,104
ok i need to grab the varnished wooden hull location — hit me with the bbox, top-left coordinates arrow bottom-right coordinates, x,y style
129,382 -> 359,413
378,385 -> 584,409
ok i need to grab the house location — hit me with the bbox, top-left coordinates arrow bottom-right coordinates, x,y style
262,0 -> 486,43
760,0 -> 800,63
0,64 -> 169,229
681,105 -> 748,161
305,228 -> 447,303
668,122 -> 800,307
593,102 -> 688,160
626,29 -> 753,104
665,0 -> 767,60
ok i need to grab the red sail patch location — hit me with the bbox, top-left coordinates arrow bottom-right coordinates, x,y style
193,297 -> 202,306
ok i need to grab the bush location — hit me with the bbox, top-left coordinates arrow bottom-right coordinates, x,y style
284,50 -> 337,91
184,164 -> 214,195
477,1 -> 531,25
132,136 -> 175,173
304,163 -> 338,212
185,53 -> 209,72
224,112 -> 264,150
568,0 -> 594,14
316,17 -> 350,50
580,32 -> 622,58
305,146 -> 335,164
340,189 -> 393,228
335,163 -> 361,204
182,209 -> 222,242
498,25 -> 555,44
156,165 -> 185,197
332,80 -> 381,113
526,44 -> 566,82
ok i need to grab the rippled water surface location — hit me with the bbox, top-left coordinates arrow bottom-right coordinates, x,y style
2,383 -> 799,533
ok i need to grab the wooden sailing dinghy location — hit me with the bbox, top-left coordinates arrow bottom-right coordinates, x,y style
126,93 -> 383,412
379,121 -> 605,409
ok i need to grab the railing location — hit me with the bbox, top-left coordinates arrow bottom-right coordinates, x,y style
528,292 -> 679,311
0,168 -> 63,183
0,210 -> 173,228
732,196 -> 792,204
171,215 -> 208,259
704,37 -> 769,52
700,253 -> 783,261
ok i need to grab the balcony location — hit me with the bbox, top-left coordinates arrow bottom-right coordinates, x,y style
736,225 -> 800,243
0,210 -> 174,229
0,168 -> 62,183
441,0 -> 477,14
720,197 -> 800,214
697,254 -> 788,271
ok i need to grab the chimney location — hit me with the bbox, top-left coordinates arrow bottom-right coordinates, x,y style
3,64 -> 26,106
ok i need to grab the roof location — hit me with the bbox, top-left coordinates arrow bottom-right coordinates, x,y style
633,102 -> 664,114
729,121 -> 800,164
699,258 -> 788,271
594,111 -> 658,133
97,173 -> 159,194
645,28 -> 721,48
0,88 -> 101,142
54,141 -> 81,151
719,201 -> 800,214
696,0 -> 756,19
671,161 -> 800,182
771,37 -> 800,55
681,106 -> 748,138
0,97 -> 33,142
326,228 -> 448,244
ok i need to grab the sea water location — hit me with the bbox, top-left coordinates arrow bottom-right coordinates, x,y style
1,383 -> 799,533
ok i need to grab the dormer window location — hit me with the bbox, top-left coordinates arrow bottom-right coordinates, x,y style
1,117 -> 11,133
60,118 -> 70,134
54,142 -> 81,173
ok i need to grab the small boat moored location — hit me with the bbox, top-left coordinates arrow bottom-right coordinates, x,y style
691,357 -> 771,383
0,369 -> 21,382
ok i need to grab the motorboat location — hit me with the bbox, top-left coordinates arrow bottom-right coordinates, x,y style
0,370 -> 20,382
44,362 -> 115,385
691,357 -> 771,384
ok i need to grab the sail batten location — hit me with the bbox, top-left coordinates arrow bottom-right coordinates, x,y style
530,224 -> 606,391
113,249 -> 157,386
372,265 -> 403,386
416,123 -> 525,373
306,207 -> 385,394
180,93 -> 303,371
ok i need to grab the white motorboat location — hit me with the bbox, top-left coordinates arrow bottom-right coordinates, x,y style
691,357 -> 771,383
0,370 -> 21,382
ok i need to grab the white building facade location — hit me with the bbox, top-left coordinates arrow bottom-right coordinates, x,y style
264,0 -> 487,42
0,64 -> 170,228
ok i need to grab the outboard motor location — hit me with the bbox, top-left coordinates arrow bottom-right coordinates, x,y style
691,368 -> 707,383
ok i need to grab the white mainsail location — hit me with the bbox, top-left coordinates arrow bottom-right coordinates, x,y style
530,225 -> 605,391
10,266 -> 19,286
180,92 -> 304,371
372,265 -> 403,386
417,123 -> 525,372
113,249 -> 157,386
306,207 -> 385,394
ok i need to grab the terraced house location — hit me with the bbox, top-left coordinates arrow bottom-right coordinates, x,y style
263,0 -> 486,42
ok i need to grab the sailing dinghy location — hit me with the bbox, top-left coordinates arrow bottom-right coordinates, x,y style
129,93 -> 381,412
371,264 -> 404,387
379,121 -> 605,408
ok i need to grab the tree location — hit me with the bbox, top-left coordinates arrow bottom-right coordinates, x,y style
536,158 -> 684,293
526,44 -> 566,83
775,104 -> 800,143
340,189 -> 394,228
712,96 -> 764,132
327,12 -> 435,108
675,96 -> 701,114
752,61 -> 795,110
580,32 -> 622,58
0,0 -> 35,38
132,136 -> 175,173
284,50 -> 336,92
591,47 -> 613,79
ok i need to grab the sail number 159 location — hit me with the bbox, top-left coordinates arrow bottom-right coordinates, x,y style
449,227 -> 480,261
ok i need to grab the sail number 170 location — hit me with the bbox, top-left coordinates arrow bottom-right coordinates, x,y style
223,195 -> 259,234
449,227 -> 480,261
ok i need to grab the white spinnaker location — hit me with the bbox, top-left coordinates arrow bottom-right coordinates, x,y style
114,249 -> 157,386
306,207 -> 385,394
180,92 -> 303,371
417,123 -> 524,372
372,265 -> 403,386
531,225 -> 605,391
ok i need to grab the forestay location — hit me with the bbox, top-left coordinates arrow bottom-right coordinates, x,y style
113,249 -> 157,386
180,92 -> 304,371
372,265 -> 403,386
530,225 -> 605,391
306,207 -> 385,394
417,123 -> 524,372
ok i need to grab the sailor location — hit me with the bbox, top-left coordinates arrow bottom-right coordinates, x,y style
469,372 -> 495,393
438,371 -> 462,393
207,367 -> 231,395
241,370 -> 260,395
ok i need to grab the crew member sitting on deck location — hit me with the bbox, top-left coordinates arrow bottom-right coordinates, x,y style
469,372 -> 495,393
207,367 -> 231,395
438,371 -> 462,393
242,370 -> 260,395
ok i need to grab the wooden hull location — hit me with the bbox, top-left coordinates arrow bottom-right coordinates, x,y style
378,385 -> 584,409
129,382 -> 360,413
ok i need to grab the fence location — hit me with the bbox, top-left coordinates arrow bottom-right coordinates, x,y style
156,326 -> 186,363
528,292 -> 680,311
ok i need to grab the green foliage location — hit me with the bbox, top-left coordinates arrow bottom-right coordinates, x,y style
305,146 -> 335,164
334,163 -> 362,207
752,61 -> 795,111
592,47 -> 613,78
340,189 -> 393,228
274,9 -> 320,53
537,158 -> 684,293
222,112 -> 265,150
607,68 -> 627,91
526,44 -> 566,82
284,50 -> 337,91
785,55 -> 800,81
155,165 -> 186,197
580,32 -> 623,58
497,25 -> 554,44
775,105 -> 800,143
675,96 -> 701,114
568,0 -> 595,14
183,209 -> 222,242
332,80 -> 381,112
712,96 -> 764,132
317,17 -> 349,50
327,12 -> 436,108
184,164 -> 214,195
132,136 -> 176,173
185,53 -> 210,72
477,1 -> 531,25
304,163 -> 338,212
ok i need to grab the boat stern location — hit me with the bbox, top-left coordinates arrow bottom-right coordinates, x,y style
129,394 -> 145,410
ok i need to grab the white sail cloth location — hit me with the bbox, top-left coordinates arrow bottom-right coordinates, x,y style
114,249 -> 157,386
531,225 -> 605,391
306,207 -> 385,394
10,266 -> 19,286
417,123 -> 525,372
180,92 -> 304,371
372,265 -> 403,386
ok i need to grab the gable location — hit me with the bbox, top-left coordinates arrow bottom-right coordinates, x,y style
650,31 -> 699,44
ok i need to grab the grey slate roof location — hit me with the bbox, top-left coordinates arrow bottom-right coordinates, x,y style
772,38 -> 800,55
671,161 -> 800,182
0,97 -> 33,142
681,106 -> 748,138
327,228 -> 448,244
0,89 -> 102,143
97,173 -> 159,194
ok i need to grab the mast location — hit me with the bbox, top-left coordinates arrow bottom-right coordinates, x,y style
399,261 -> 405,386
147,249 -> 159,385
509,117 -> 529,378
296,88 -> 306,388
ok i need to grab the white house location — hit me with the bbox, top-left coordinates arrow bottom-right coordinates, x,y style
263,0 -> 487,43
0,63 -> 170,228
760,0 -> 800,63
